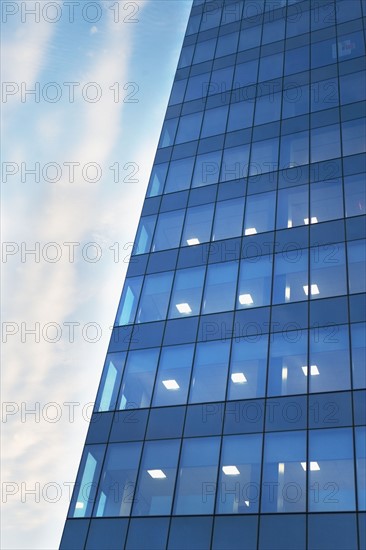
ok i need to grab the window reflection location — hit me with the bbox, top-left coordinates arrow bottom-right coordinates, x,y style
118,348 -> 159,410
153,344 -> 194,407
228,335 -> 268,400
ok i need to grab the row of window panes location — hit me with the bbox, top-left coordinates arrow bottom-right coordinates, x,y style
138,176 -> 365,254
148,120 -> 366,196
119,240 -> 366,326
170,32 -> 364,105
95,322 -> 365,412
186,0 -> 363,40
160,72 -> 365,148
69,426 -> 365,518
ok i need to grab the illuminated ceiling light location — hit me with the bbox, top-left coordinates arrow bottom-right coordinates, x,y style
187,238 -> 200,246
301,462 -> 320,471
148,469 -> 166,479
239,293 -> 253,305
282,367 -> 288,381
304,217 -> 318,225
245,227 -> 257,235
244,500 -> 250,507
222,465 -> 240,476
303,284 -> 320,296
231,372 -> 247,384
162,379 -> 180,390
176,303 -> 192,314
278,463 -> 285,474
76,502 -> 84,509
302,365 -> 320,376
287,220 -> 293,228
285,286 -> 291,301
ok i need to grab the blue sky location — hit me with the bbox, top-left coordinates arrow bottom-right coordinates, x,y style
1,1 -> 192,548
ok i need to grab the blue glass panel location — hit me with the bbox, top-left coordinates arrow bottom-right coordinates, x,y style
175,111 -> 203,144
202,261 -> 238,314
69,445 -> 106,518
237,254 -> 273,308
310,179 -> 344,223
227,100 -> 254,131
94,352 -> 126,412
342,118 -> 366,156
311,124 -> 341,163
192,150 -> 222,187
165,157 -> 195,193
249,138 -> 279,176
168,517 -> 213,550
238,25 -> 261,50
280,131 -> 309,169
193,38 -> 216,64
258,52 -> 283,81
228,334 -> 268,400
118,348 -> 160,410
340,71 -> 366,105
259,514 -> 306,550
285,45 -> 309,75
85,519 -> 128,550
212,197 -> 244,241
308,513 -> 358,550
355,426 -> 366,510
136,271 -> 174,323
169,266 -> 205,318
159,118 -> 178,148
115,276 -> 143,326
254,91 -> 282,125
310,242 -> 347,300
348,239 -> 366,294
244,191 -> 276,234
267,329 -> 308,396
189,340 -> 231,403
182,203 -> 214,246
126,518 -> 169,550
344,173 -> 366,217
153,344 -> 194,407
134,215 -> 156,255
276,185 -> 308,230
351,322 -> 366,389
234,60 -> 258,88
147,163 -> 168,197
201,105 -> 229,138
282,83 -> 309,118
220,144 -> 250,181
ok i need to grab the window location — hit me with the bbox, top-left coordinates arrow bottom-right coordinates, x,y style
344,173 -> 366,217
165,157 -> 195,193
95,352 -> 127,412
342,119 -> 366,156
276,185 -> 308,230
152,344 -> 194,407
311,38 -> 337,69
182,203 -> 214,246
238,25 -> 261,50
227,100 -> 254,131
254,91 -> 282,125
189,340 -> 231,403
347,240 -> 366,294
147,163 -> 168,197
309,324 -> 351,393
237,255 -> 273,309
351,323 -> 366,389
308,428 -> 356,511
173,437 -> 221,515
193,38 -> 216,64
284,45 -> 309,75
209,66 -> 234,95
340,71 -> 366,105
168,266 -> 205,318
267,330 -> 308,397
261,431 -> 306,512
280,131 -> 309,169
234,60 -> 258,88
136,272 -> 174,323
262,18 -> 285,44
118,348 -> 160,410
258,52 -> 283,81
311,78 -> 339,112
244,191 -> 276,234
131,439 -> 180,516
93,442 -> 142,517
272,247 -> 308,305
355,426 -> 366,510
185,72 -> 211,102
151,210 -> 185,252
310,242 -> 347,300
201,106 -> 229,138
282,84 -> 309,119
116,276 -> 143,326
216,434 -> 262,514
159,118 -> 178,148
212,198 -> 244,241
202,261 -> 238,314
310,179 -> 344,223
216,32 -> 239,57
337,31 -> 365,61
169,79 -> 187,106
178,45 -> 194,68
134,216 -> 156,255
228,334 -> 268,400
69,444 -> 105,518
175,111 -> 203,144
311,124 -> 341,163
249,138 -> 279,176
192,150 -> 222,187
220,145 -> 250,182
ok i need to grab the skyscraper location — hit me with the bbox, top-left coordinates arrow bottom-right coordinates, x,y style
60,0 -> 366,548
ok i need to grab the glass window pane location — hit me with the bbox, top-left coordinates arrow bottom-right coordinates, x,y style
134,215 -> 156,255
209,66 -> 234,95
176,112 -> 203,144
342,119 -> 366,156
189,340 -> 231,403
152,344 -> 195,407
234,60 -> 258,88
310,243 -> 347,300
192,150 -> 222,187
340,71 -> 366,105
351,322 -> 366,389
165,157 -> 195,193
118,348 -> 160,410
228,334 -> 268,400
258,52 -> 283,81
285,45 -> 309,75
185,72 -> 211,102
308,428 -> 355,511
249,138 -> 279,176
244,191 -> 276,234
347,239 -> 366,294
182,203 -> 214,246
152,210 -> 185,252
173,437 -> 221,515
216,434 -> 263,514
337,31 -> 365,61
280,131 -> 309,169
355,426 -> 366,510
131,439 -> 180,516
116,276 -> 143,326
267,330 -> 308,396
262,18 -> 285,44
147,163 -> 168,197
254,92 -> 281,125
310,179 -> 344,223
212,198 -> 244,241
201,106 -> 229,138
273,247 -> 308,305
309,324 -> 351,393
282,84 -> 309,119
202,261 -> 238,314
159,118 -> 178,148
237,255 -> 272,309
227,100 -> 254,131
69,445 -> 106,518
286,8 -> 309,37
238,25 -> 261,50
344,173 -> 366,217
136,272 -> 174,323
193,38 -> 216,64
276,185 -> 308,230
216,32 -> 239,57
311,78 -> 339,112
95,352 -> 127,412
311,124 -> 341,163
261,431 -> 306,512
220,145 -> 250,182
168,266 -> 205,318
311,37 -> 337,69
94,442 -> 142,517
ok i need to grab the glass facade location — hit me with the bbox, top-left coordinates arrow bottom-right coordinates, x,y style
61,0 -> 366,548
